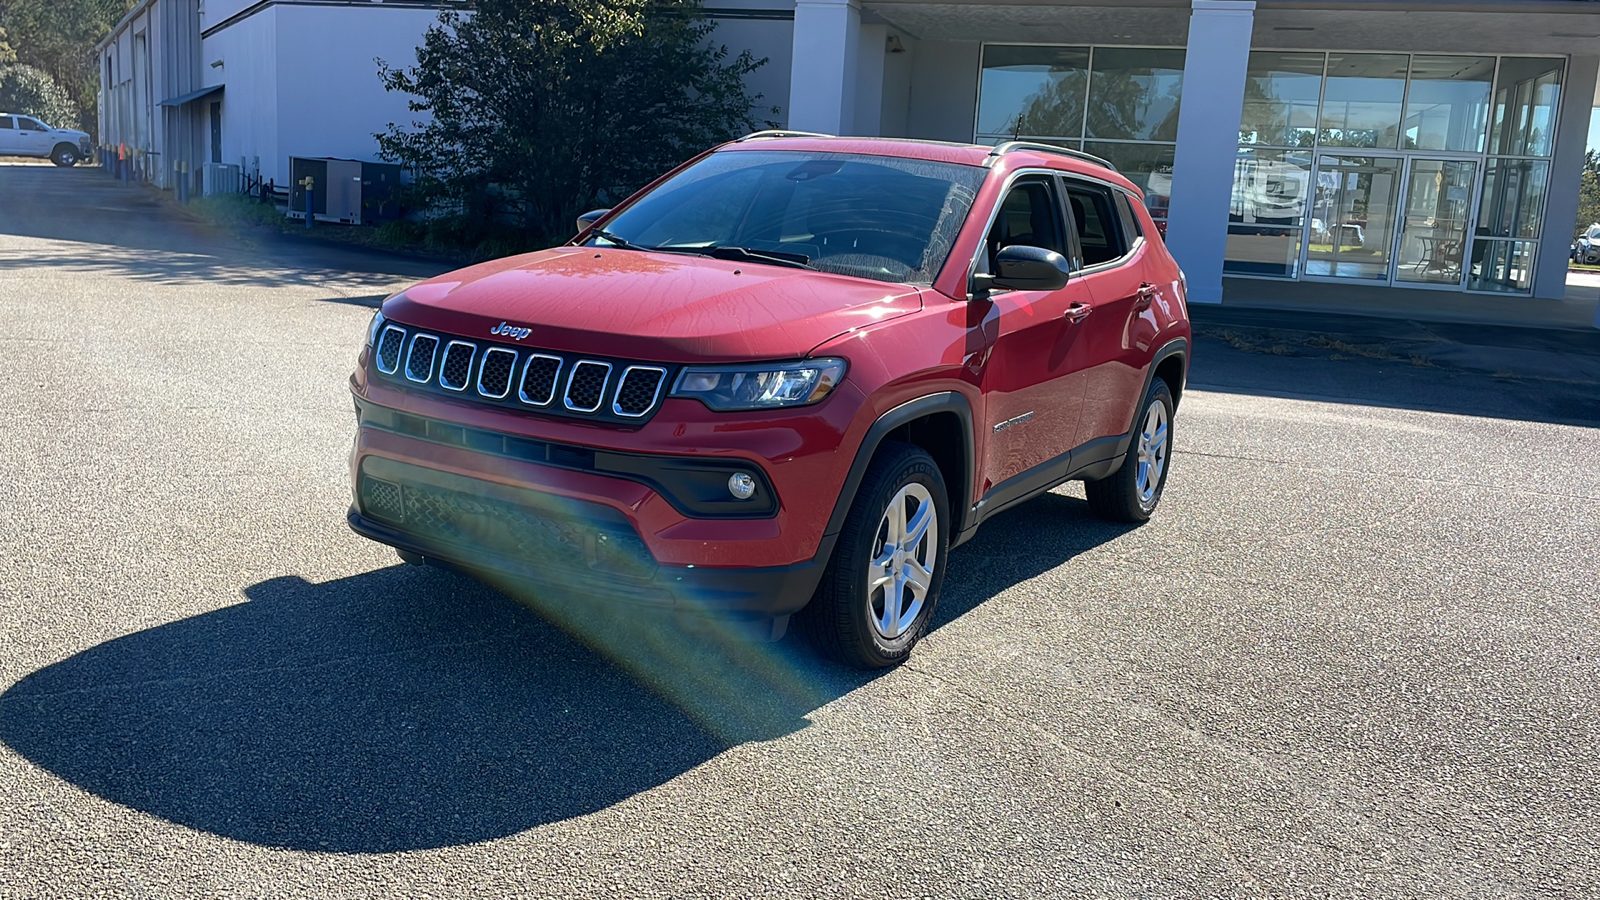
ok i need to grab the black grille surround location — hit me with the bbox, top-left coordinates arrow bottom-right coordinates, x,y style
371,323 -> 677,425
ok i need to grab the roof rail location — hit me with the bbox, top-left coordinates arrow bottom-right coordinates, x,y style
737,129 -> 835,142
987,140 -> 1118,172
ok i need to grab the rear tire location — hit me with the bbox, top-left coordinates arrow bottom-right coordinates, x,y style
799,442 -> 948,669
50,144 -> 79,167
1085,379 -> 1175,523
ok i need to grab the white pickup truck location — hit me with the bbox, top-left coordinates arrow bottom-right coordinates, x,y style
0,113 -> 91,166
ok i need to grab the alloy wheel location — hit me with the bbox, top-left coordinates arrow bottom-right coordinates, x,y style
866,482 -> 938,640
1136,400 -> 1169,507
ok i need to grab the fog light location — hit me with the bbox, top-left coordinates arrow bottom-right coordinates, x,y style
727,472 -> 757,500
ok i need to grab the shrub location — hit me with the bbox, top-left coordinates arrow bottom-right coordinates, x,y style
0,64 -> 78,130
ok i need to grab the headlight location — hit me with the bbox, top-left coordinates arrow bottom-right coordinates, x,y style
672,359 -> 846,411
365,310 -> 386,348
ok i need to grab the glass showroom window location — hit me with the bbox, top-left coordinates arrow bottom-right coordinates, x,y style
1227,50 -> 1564,294
1471,57 -> 1563,293
1228,51 -> 1325,277
1319,53 -> 1409,150
976,45 -> 1091,143
1401,56 -> 1494,153
976,45 -> 1185,232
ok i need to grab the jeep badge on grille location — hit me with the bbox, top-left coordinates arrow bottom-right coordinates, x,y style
490,321 -> 533,341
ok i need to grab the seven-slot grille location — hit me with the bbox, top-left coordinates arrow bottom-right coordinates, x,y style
372,324 -> 670,422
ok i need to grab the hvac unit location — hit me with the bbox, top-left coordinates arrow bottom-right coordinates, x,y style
287,156 -> 406,225
202,163 -> 241,196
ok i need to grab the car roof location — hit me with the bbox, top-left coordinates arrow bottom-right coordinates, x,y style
718,134 -> 1142,195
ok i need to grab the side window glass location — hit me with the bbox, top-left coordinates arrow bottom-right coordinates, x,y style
1065,182 -> 1128,267
19,117 -> 44,131
1116,193 -> 1143,242
980,177 -> 1067,276
0,117 -> 14,130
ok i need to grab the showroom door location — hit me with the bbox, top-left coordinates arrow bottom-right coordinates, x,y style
1391,156 -> 1480,288
1302,153 -> 1403,281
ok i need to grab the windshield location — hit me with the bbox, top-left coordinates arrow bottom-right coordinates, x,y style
593,150 -> 987,285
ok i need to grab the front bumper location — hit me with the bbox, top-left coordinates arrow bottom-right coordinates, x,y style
347,359 -> 870,615
348,456 -> 824,617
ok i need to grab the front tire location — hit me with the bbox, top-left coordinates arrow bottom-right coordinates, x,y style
800,442 -> 949,669
50,144 -> 79,167
1085,379 -> 1175,523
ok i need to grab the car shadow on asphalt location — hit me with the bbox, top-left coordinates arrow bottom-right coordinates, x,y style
935,490 -> 1140,628
0,490 -> 1125,854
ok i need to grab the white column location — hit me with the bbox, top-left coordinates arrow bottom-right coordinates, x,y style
1533,54 -> 1599,306
788,0 -> 860,134
1164,0 -> 1255,305
854,24 -> 887,136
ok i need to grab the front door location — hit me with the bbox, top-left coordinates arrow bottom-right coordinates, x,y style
977,174 -> 1090,494
14,117 -> 54,156
209,101 -> 222,164
1304,152 -> 1481,287
1393,157 -> 1479,288
1304,154 -> 1403,281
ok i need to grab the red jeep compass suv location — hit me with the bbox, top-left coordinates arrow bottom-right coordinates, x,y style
348,133 -> 1190,668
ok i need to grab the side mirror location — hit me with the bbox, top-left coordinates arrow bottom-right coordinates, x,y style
972,245 -> 1074,296
575,208 -> 610,235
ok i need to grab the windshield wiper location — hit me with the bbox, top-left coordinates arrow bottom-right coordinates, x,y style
589,228 -> 653,252
681,245 -> 816,270
590,234 -> 816,271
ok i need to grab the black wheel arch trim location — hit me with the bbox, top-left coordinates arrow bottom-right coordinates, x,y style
822,391 -> 976,542
1133,337 -> 1188,433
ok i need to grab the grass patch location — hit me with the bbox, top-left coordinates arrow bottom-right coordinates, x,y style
1302,335 -> 1400,361
1212,329 -> 1296,356
188,194 -> 288,230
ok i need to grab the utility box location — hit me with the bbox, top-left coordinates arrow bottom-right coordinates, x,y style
288,156 -> 406,225
202,163 -> 242,196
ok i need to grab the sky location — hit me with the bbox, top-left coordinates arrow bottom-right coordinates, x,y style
1591,108 -> 1600,154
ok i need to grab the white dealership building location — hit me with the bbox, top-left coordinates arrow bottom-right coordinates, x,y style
100,0 -> 1600,322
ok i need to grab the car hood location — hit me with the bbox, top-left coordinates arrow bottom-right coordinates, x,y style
384,246 -> 925,362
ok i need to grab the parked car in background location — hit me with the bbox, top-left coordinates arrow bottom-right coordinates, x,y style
1575,224 -> 1600,265
0,113 -> 90,166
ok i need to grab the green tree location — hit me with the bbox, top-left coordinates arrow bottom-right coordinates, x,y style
0,0 -> 130,133
1576,148 -> 1600,240
377,0 -> 769,249
0,63 -> 77,126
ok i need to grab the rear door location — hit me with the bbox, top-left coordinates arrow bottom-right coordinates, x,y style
0,117 -> 19,155
976,173 -> 1091,494
1062,179 -> 1162,451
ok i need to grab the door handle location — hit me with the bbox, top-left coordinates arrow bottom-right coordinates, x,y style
1133,282 -> 1157,311
1064,302 -> 1093,322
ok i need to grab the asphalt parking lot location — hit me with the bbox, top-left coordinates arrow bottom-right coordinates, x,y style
1,164 -> 1597,898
